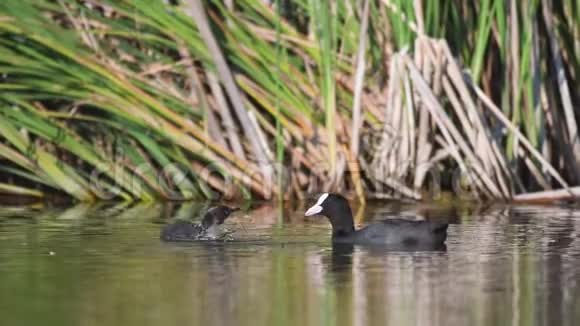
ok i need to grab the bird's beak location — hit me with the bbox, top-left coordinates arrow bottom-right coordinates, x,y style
304,204 -> 323,217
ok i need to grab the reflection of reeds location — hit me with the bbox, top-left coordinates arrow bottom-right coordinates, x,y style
2,202 -> 578,325
0,1 -> 578,201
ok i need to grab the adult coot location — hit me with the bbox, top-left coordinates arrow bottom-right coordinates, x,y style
305,193 -> 448,247
161,205 -> 239,241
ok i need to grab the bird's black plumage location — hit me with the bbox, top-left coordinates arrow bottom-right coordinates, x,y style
160,205 -> 238,242
305,193 -> 448,247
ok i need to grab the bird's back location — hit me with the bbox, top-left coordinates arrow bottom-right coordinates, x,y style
160,220 -> 204,241
336,218 -> 448,247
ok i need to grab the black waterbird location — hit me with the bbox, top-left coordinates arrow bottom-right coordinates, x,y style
161,205 -> 239,241
305,193 -> 448,248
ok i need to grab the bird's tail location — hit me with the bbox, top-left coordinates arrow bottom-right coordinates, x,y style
433,223 -> 449,234
432,223 -> 449,243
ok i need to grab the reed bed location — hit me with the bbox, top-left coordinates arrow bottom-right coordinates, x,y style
0,0 -> 578,202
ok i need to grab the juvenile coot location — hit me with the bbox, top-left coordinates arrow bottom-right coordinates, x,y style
305,193 -> 448,247
161,205 -> 239,241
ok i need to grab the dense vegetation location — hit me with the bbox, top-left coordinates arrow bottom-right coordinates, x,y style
0,0 -> 578,202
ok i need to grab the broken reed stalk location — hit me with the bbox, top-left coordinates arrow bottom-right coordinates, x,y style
514,187 -> 580,203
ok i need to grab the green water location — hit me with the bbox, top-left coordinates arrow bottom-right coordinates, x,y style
1,202 -> 579,326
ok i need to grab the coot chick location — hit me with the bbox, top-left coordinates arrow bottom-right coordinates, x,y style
161,205 -> 239,241
305,193 -> 448,247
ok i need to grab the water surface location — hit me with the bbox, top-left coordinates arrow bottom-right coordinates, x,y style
1,201 -> 579,326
